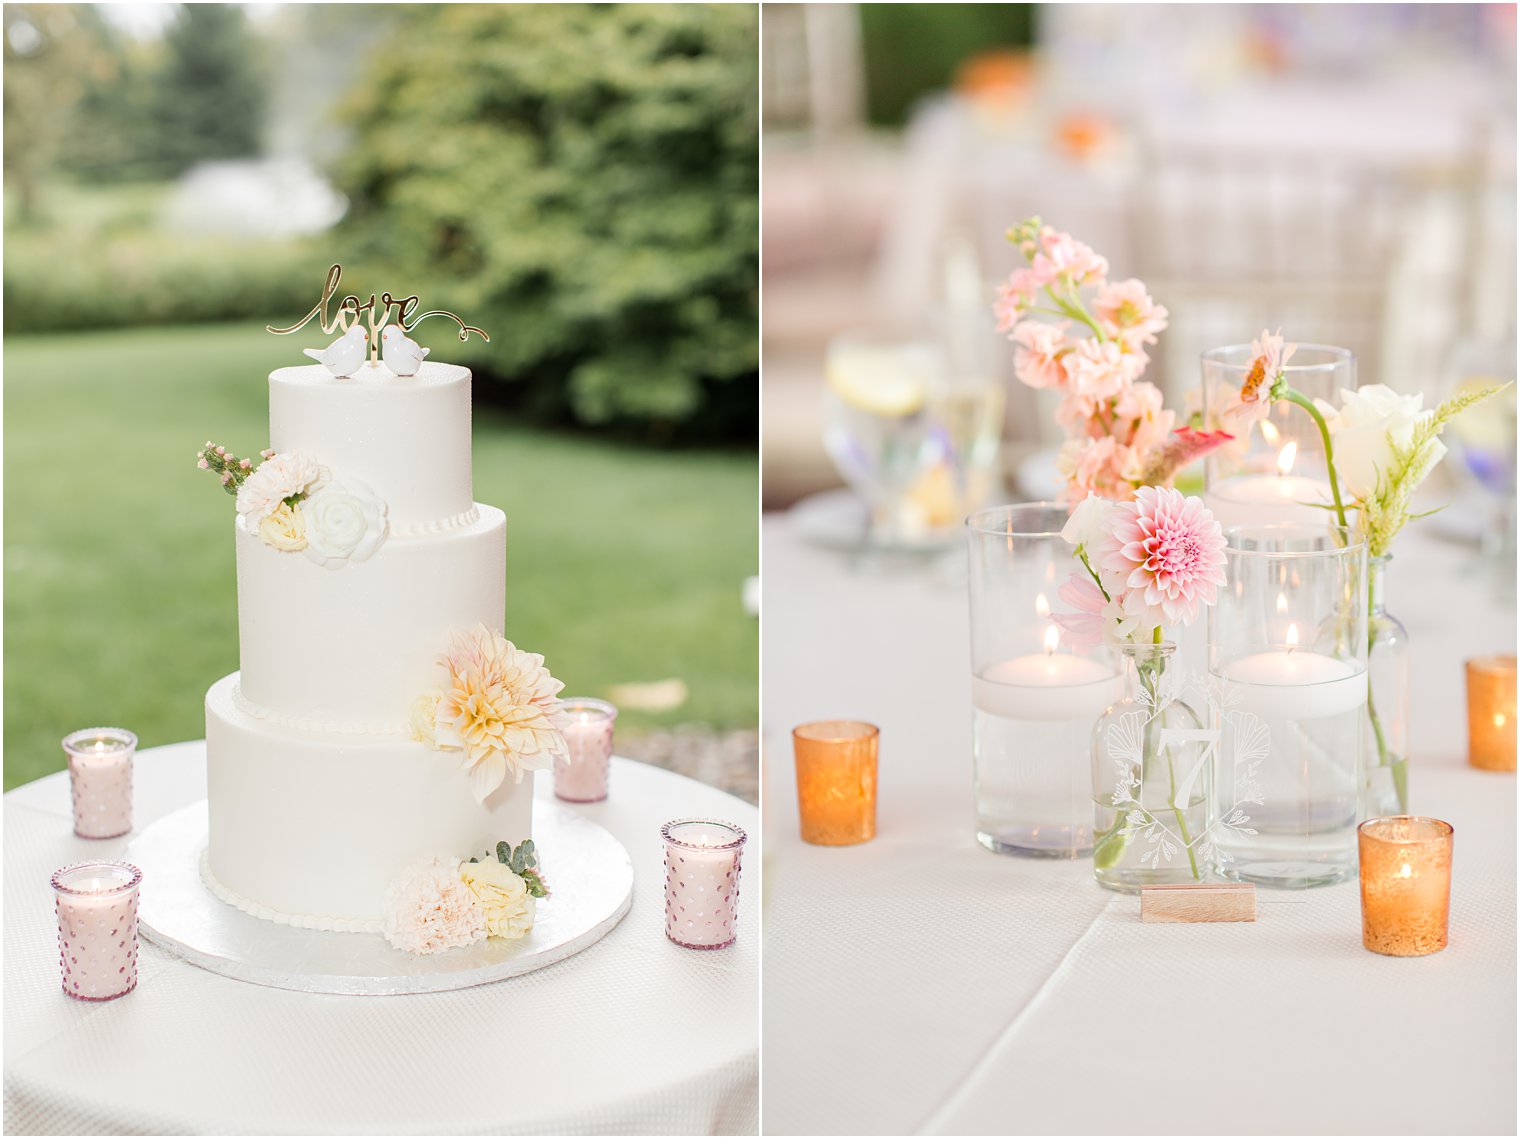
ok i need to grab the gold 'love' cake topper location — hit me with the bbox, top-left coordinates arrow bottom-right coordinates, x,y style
267,264 -> 489,379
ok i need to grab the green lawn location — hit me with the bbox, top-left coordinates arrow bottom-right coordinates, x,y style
4,323 -> 758,789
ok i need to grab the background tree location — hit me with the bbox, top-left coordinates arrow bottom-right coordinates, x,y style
148,4 -> 268,175
337,3 -> 759,442
3,5 -> 110,221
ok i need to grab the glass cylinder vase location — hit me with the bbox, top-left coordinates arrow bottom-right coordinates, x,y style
1364,556 -> 1410,816
1201,344 -> 1354,530
1210,523 -> 1368,888
1090,643 -> 1213,892
965,503 -> 1121,857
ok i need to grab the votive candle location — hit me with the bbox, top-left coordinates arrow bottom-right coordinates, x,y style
63,728 -> 136,839
662,819 -> 746,950
1466,655 -> 1516,772
554,698 -> 617,802
52,861 -> 141,1001
792,720 -> 878,845
1357,816 -> 1453,957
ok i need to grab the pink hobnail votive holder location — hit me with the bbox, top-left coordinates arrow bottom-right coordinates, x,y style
662,819 -> 746,950
52,861 -> 141,1002
63,727 -> 136,839
554,698 -> 617,803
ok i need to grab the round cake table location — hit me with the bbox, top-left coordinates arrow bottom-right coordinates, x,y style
4,746 -> 758,1136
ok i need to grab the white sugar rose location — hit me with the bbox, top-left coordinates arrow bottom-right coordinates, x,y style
301,477 -> 388,570
458,859 -> 536,941
1316,385 -> 1446,501
257,502 -> 307,552
236,452 -> 326,527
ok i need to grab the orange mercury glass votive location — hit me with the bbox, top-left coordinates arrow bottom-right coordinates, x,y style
1357,816 -> 1454,957
792,720 -> 878,846
1466,655 -> 1516,772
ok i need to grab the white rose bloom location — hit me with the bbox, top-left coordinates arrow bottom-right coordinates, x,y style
301,477 -> 389,570
1061,492 -> 1117,553
1322,385 -> 1445,500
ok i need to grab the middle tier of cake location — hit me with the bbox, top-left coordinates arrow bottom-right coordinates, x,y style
236,503 -> 506,728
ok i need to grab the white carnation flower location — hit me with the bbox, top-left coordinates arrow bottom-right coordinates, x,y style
235,452 -> 327,527
383,857 -> 486,956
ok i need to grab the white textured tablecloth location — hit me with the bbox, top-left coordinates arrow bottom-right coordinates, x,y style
4,749 -> 757,1136
760,515 -> 1516,1136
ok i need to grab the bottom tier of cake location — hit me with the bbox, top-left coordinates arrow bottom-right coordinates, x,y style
204,674 -> 534,929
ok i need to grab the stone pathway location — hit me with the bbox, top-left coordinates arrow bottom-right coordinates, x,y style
618,727 -> 759,806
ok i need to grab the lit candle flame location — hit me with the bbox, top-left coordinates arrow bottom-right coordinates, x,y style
1035,593 -> 1050,618
1286,623 -> 1299,650
1399,863 -> 1412,879
1044,624 -> 1060,654
1260,420 -> 1280,445
1276,592 -> 1288,614
1277,441 -> 1298,476
1495,713 -> 1507,729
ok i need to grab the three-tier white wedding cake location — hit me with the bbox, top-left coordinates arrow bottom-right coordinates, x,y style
198,352 -> 563,949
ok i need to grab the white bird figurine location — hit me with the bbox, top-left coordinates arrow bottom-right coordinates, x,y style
381,325 -> 430,377
303,325 -> 368,378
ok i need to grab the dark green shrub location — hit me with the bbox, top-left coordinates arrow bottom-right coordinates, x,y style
336,4 -> 759,441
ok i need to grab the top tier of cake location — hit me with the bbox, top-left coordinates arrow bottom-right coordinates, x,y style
270,361 -> 473,529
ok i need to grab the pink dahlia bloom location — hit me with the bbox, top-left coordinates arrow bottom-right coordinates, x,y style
1011,320 -> 1071,389
1064,339 -> 1142,402
1094,279 -> 1169,349
1098,486 -> 1227,627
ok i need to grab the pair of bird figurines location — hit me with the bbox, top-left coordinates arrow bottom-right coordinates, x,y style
304,325 -> 430,378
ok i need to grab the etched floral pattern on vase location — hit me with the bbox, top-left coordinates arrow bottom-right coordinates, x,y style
1090,643 -> 1217,892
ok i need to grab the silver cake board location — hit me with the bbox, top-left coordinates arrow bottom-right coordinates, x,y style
127,800 -> 634,996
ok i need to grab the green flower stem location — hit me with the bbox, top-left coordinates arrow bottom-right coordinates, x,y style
1365,588 -> 1409,812
1277,387 -> 1349,530
1164,740 -> 1203,881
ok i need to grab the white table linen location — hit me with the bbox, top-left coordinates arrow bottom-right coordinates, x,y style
761,514 -> 1515,1135
5,748 -> 758,1136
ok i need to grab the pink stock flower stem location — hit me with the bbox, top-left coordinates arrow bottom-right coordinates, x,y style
1044,284 -> 1106,343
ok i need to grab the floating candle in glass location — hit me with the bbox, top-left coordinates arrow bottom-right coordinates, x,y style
662,819 -> 746,950
554,698 -> 617,802
1465,655 -> 1516,772
792,720 -> 879,846
1357,816 -> 1453,957
52,861 -> 141,1001
62,728 -> 136,839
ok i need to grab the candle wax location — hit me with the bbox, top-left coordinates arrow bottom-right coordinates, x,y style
1220,650 -> 1365,719
56,884 -> 138,1000
973,654 -> 1120,722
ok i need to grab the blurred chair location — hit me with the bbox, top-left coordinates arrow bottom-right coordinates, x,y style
1132,132 -> 1490,402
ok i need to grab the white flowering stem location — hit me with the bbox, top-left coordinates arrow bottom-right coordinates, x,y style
1276,387 -> 1349,529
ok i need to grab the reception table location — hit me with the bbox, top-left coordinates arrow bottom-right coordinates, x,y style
5,750 -> 758,1135
761,513 -> 1515,1135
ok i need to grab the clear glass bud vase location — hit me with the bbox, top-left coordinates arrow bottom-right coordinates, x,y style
1364,556 -> 1410,815
1090,643 -> 1212,892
